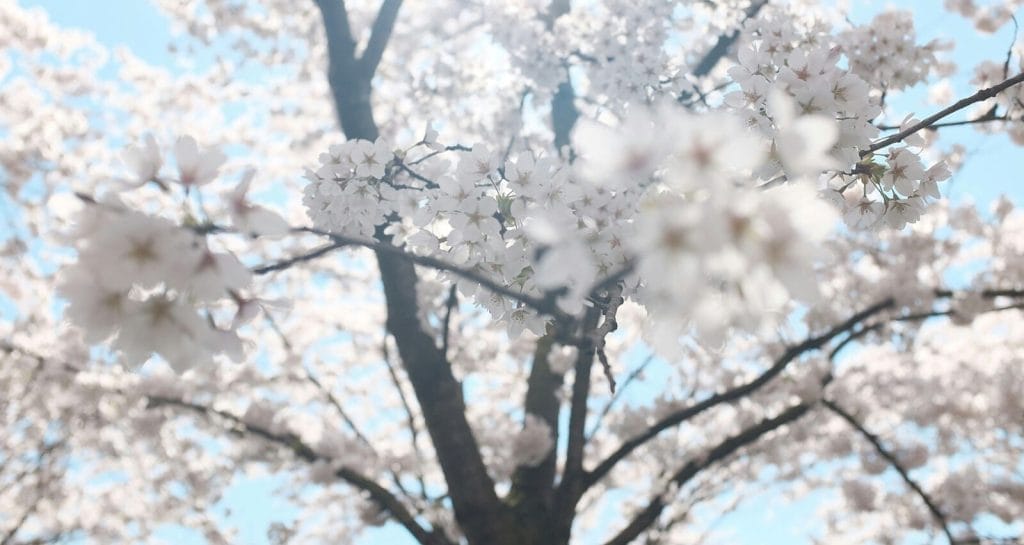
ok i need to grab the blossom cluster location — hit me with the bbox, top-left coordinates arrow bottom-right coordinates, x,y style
58,203 -> 247,372
944,0 -> 1024,33
576,102 -> 839,345
726,11 -> 954,230
302,139 -> 403,238
486,0 -> 679,106
304,99 -> 839,348
58,136 -> 287,372
304,132 -> 632,333
838,11 -> 952,92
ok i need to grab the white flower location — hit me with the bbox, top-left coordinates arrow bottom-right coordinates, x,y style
748,184 -> 837,301
917,162 -> 950,200
882,197 -> 925,229
630,191 -> 714,308
177,250 -> 252,302
121,135 -> 162,187
81,212 -> 197,289
532,238 -> 597,314
457,144 -> 499,179
175,135 -> 227,188
843,198 -> 884,229
768,89 -> 839,178
113,293 -> 207,371
423,122 -> 442,151
448,197 -> 501,242
573,107 -> 672,187
58,265 -> 137,343
226,169 -> 289,237
881,148 -> 925,195
666,112 -> 765,188
350,138 -> 392,179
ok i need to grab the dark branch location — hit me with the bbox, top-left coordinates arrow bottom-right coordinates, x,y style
315,0 -> 539,536
587,353 -> 656,440
677,0 -> 769,104
377,248 -> 517,544
147,395 -> 446,545
359,0 -> 404,77
591,284 -> 625,393
508,333 -> 562,538
299,226 -> 571,321
315,0 -> 379,140
584,297 -> 895,490
552,306 -> 603,544
823,399 -> 956,545
875,111 -> 1013,132
252,242 -> 348,275
382,339 -> 431,501
866,71 -> 1024,154
552,80 -> 579,157
602,402 -> 812,545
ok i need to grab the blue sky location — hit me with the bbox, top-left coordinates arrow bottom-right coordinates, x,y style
11,0 -> 1024,544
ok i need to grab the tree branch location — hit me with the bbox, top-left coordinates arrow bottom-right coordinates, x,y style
552,306 -> 603,543
587,353 -> 656,440
875,112 -> 1014,132
823,399 -> 956,545
315,0 -> 378,140
377,249 -> 519,544
0,440 -> 62,545
602,402 -> 812,545
440,284 -> 458,359
146,395 -> 449,545
829,292 -> 1024,360
302,365 -> 421,499
584,298 -> 895,490
252,241 -> 348,275
677,0 -> 769,105
358,0 -> 404,78
508,333 -> 562,538
382,339 -> 431,501
866,71 -> 1024,154
551,79 -> 579,157
544,0 -> 577,158
299,226 -> 571,321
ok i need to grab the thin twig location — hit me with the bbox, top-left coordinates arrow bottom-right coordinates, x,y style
147,394 -> 447,545
252,242 -> 348,275
586,354 -> 656,440
824,399 -> 956,545
381,338 -> 430,502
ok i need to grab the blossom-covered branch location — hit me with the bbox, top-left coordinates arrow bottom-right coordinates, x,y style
583,297 -> 897,491
823,399 -> 957,544
602,402 -> 814,545
146,395 -> 448,545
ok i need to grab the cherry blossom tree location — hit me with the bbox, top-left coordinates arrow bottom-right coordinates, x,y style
2,0 -> 1024,544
